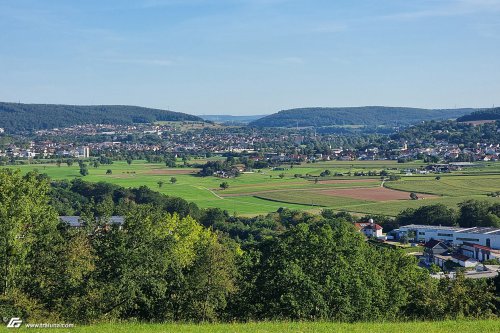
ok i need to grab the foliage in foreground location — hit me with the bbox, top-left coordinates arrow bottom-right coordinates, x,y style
0,169 -> 498,324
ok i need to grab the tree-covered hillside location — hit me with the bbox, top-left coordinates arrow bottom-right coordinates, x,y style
392,119 -> 500,146
457,107 -> 500,122
249,106 -> 474,128
0,102 -> 202,132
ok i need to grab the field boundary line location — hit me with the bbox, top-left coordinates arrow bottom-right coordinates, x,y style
194,186 -> 224,199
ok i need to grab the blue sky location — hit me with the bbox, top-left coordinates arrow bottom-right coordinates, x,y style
0,0 -> 499,115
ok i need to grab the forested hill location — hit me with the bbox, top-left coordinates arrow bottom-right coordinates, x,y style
249,106 -> 475,128
457,107 -> 500,122
0,102 -> 202,132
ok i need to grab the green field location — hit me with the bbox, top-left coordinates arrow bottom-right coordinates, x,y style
1,320 -> 498,333
384,175 -> 500,196
3,160 -> 500,216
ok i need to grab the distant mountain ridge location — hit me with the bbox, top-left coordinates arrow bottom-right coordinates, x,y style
199,114 -> 267,124
0,102 -> 202,132
249,106 -> 476,128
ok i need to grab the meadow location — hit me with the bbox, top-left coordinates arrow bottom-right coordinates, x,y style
4,160 -> 500,216
1,319 -> 498,333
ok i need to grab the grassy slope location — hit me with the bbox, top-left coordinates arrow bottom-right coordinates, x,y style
4,161 -> 314,215
3,320 -> 498,333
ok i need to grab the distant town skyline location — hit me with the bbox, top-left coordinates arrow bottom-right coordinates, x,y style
0,0 -> 499,115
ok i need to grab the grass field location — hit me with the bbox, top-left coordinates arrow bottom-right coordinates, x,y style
3,160 -> 500,216
383,175 -> 500,196
1,319 -> 498,333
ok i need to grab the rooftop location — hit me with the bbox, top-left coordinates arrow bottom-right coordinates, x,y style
424,239 -> 447,249
400,224 -> 465,231
457,227 -> 500,235
59,216 -> 124,227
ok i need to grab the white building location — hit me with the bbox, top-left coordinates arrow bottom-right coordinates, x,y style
77,146 -> 90,158
399,224 -> 500,250
451,254 -> 479,268
461,242 -> 500,262
453,227 -> 500,249
354,219 -> 384,239
399,225 -> 461,244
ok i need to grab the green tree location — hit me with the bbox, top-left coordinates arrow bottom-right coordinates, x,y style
79,164 -> 89,177
220,182 -> 229,190
458,200 -> 499,227
165,158 -> 176,168
0,170 -> 61,319
170,177 -> 177,184
90,207 -> 237,322
396,204 -> 458,227
237,218 -> 427,322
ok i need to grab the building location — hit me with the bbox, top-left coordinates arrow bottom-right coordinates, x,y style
354,219 -> 383,238
423,240 -> 450,264
451,254 -> 478,268
399,224 -> 461,244
398,224 -> 500,249
461,242 -> 500,262
59,216 -> 124,228
453,227 -> 500,249
77,146 -> 90,158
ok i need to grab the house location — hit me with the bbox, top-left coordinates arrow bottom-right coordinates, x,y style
423,240 -> 450,264
354,219 -> 383,238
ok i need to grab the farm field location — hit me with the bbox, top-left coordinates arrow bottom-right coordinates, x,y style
3,160 -> 500,216
1,319 -> 497,333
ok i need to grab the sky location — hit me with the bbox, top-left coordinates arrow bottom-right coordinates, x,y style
0,0 -> 499,115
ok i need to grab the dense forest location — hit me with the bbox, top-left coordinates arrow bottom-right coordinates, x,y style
392,120 -> 500,146
249,106 -> 474,128
457,107 -> 500,122
0,102 -> 202,133
0,169 -> 499,324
